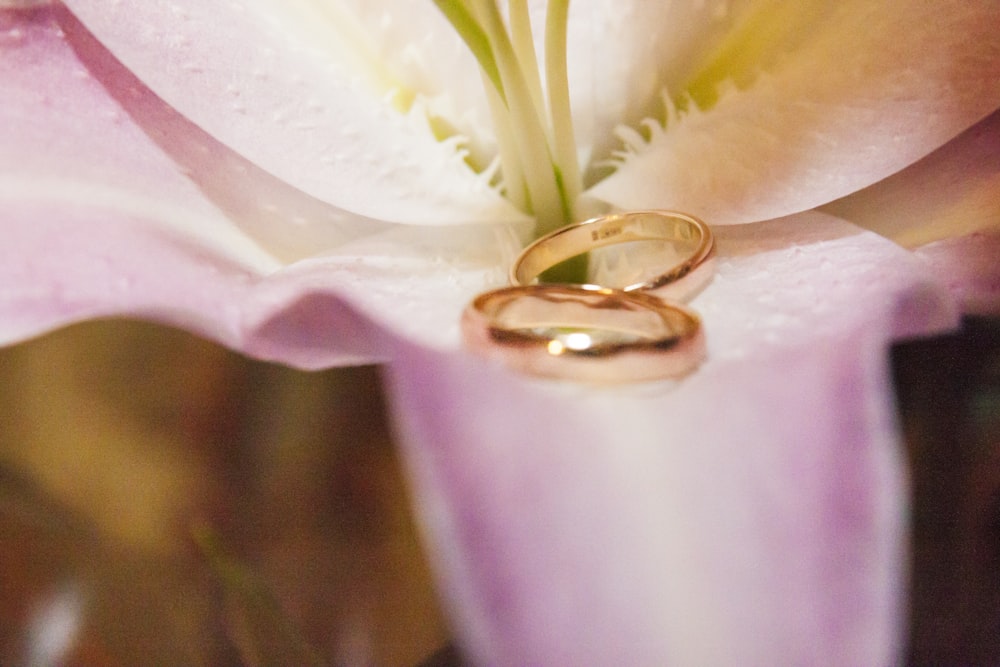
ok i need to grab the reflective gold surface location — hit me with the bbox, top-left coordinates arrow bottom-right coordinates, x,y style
462,285 -> 705,382
510,210 -> 715,298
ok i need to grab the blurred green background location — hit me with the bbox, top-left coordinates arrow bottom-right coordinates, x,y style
0,320 -> 447,665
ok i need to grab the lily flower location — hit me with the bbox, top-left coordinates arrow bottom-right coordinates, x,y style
2,0 -> 999,663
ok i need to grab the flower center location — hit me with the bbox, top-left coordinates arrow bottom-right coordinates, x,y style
433,0 -> 581,239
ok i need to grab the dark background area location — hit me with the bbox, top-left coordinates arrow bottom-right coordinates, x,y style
896,316 -> 1000,665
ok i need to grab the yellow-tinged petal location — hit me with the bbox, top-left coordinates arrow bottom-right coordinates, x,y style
589,0 -> 1000,225
823,109 -> 1000,248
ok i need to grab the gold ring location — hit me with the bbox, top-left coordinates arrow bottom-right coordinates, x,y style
510,210 -> 715,301
461,284 -> 706,383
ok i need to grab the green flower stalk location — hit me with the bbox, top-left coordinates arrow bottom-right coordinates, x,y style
433,0 -> 580,238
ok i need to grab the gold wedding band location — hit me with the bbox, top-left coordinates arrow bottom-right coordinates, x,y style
461,284 -> 706,383
510,210 -> 715,301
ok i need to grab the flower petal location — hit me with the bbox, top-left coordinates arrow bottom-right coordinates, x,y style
560,0 -> 763,166
310,0 -> 500,168
914,230 -> 1000,316
0,15 -> 971,659
243,223 -> 522,368
0,9 -> 263,345
0,5 -> 516,362
1,7 -> 281,265
383,212 -> 958,664
820,108 -> 1000,314
4,5 -> 423,265
823,109 -> 1000,248
589,0 -> 1000,225
60,0 -> 527,225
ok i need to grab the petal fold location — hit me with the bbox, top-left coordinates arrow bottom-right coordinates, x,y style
383,212 -> 958,664
821,108 -> 1000,314
914,230 -> 1000,316
0,5 -> 517,363
823,109 -> 1000,248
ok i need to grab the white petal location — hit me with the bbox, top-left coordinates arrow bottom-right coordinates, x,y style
562,0 -> 762,166
61,0 -> 528,225
589,0 -> 1000,225
320,0 -> 499,167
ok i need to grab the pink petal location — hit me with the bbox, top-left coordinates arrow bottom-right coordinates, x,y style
823,109 -> 1000,248
914,229 -> 1000,316
3,5 -> 415,264
241,222 -> 520,366
590,0 -> 1000,225
383,212 -> 958,664
0,5 -> 516,363
0,6 -> 261,344
821,108 -> 1000,314
59,0 -> 527,226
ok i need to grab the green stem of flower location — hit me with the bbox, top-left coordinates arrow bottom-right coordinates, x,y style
473,0 -> 566,232
192,523 -> 326,667
545,0 -> 580,212
508,0 -> 551,147
432,1 -> 587,281
430,0 -> 505,101
536,0 -> 587,283
482,70 -> 529,209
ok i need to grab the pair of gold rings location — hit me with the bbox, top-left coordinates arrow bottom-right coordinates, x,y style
461,210 -> 715,383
